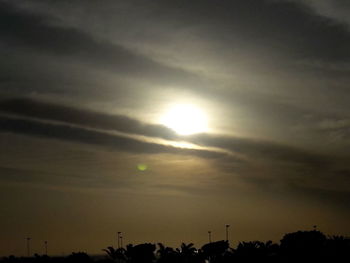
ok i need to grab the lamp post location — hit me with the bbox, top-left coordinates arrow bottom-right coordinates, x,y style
44,241 -> 48,255
26,237 -> 31,257
208,231 -> 212,243
225,225 -> 230,242
117,232 -> 121,249
120,234 -> 123,248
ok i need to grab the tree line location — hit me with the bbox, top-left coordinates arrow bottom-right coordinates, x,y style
2,230 -> 350,263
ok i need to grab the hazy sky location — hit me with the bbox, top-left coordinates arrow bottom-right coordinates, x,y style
1,0 -> 350,256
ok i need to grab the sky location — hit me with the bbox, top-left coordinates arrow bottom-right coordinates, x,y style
1,0 -> 350,256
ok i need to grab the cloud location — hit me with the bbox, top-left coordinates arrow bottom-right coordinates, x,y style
291,0 -> 350,28
0,98 -> 337,171
0,165 -> 131,191
0,99 -> 349,210
150,183 -> 211,196
316,118 -> 350,141
0,114 -> 228,160
140,0 -> 350,64
186,133 -> 329,168
2,0 -> 349,140
0,1 -> 202,88
290,183 -> 350,208
5,0 -> 350,89
0,98 -> 178,140
0,98 -> 330,168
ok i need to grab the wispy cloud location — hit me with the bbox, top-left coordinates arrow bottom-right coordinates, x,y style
2,97 -> 349,204
0,98 -> 178,140
0,114 -> 232,161
0,1 -> 202,88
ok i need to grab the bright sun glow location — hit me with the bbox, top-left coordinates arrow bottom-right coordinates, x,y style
161,104 -> 208,135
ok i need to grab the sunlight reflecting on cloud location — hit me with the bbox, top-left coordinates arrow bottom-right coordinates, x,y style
160,104 -> 209,135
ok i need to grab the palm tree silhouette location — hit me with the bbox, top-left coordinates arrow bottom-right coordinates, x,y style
102,246 -> 126,262
157,243 -> 178,263
124,243 -> 156,263
175,243 -> 200,263
201,240 -> 229,263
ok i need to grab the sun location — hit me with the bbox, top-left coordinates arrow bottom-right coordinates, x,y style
160,104 -> 208,135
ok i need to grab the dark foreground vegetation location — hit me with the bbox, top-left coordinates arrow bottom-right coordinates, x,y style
2,230 -> 350,263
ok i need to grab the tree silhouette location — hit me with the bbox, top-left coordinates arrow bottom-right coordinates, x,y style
157,243 -> 179,263
201,240 -> 229,263
175,243 -> 202,263
280,230 -> 327,261
67,252 -> 92,263
325,235 -> 350,260
102,246 -> 126,262
3,229 -> 350,263
124,243 -> 156,263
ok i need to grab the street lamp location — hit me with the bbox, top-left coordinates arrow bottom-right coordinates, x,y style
44,241 -> 48,255
208,231 -> 212,243
225,225 -> 230,242
120,234 -> 123,248
26,237 -> 31,257
117,232 -> 121,248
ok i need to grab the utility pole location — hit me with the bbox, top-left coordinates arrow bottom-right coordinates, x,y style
225,225 -> 230,242
208,231 -> 212,243
26,237 -> 31,257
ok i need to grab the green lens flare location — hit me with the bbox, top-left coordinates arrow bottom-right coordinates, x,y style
137,164 -> 148,171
